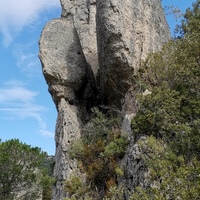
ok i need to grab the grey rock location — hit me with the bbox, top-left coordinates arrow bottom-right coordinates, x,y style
39,0 -> 171,199
39,19 -> 87,106
96,0 -> 170,107
61,0 -> 99,77
52,98 -> 82,199
120,137 -> 150,197
39,19 -> 92,199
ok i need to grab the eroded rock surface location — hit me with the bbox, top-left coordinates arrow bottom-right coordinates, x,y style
39,19 -> 94,199
39,19 -> 87,104
39,0 -> 170,199
61,0 -> 98,77
97,0 -> 170,107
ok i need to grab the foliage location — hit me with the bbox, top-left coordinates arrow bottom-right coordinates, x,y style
65,175 -> 89,199
40,156 -> 55,200
41,171 -> 55,200
132,0 -> 200,159
178,0 -> 200,36
164,5 -> 182,20
67,109 -> 128,199
130,1 -> 200,199
41,155 -> 54,177
65,1 -> 200,199
103,186 -> 125,200
130,136 -> 200,200
131,83 -> 182,140
0,139 -> 53,200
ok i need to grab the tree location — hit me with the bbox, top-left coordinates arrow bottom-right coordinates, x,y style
133,0 -> 200,156
41,156 -> 55,200
0,139 -> 52,200
130,1 -> 200,198
130,136 -> 200,200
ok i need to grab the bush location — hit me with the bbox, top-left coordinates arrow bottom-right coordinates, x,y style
67,109 -> 128,198
130,1 -> 200,199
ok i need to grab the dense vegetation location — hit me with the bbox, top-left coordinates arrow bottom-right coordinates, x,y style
0,139 -> 54,200
66,109 -> 128,199
65,1 -> 200,199
130,1 -> 200,198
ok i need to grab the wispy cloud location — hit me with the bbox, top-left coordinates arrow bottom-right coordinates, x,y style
13,42 -> 41,77
0,80 -> 38,104
0,80 -> 54,138
39,130 -> 54,138
0,0 -> 60,46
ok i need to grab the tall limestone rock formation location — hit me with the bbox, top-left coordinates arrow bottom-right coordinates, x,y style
61,0 -> 98,77
39,0 -> 170,199
39,18 -> 95,199
96,0 -> 170,107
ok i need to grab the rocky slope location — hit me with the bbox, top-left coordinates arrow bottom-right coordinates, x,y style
39,0 -> 170,199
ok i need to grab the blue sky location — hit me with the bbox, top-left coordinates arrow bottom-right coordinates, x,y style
0,0 -> 194,155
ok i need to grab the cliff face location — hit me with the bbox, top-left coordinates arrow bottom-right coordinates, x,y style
97,0 -> 170,107
39,0 -> 170,199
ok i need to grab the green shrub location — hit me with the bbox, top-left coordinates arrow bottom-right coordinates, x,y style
67,109 -> 128,198
130,136 -> 200,200
130,1 -> 200,199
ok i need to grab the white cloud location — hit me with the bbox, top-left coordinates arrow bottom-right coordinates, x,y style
0,80 -> 54,138
35,114 -> 54,138
0,0 -> 60,46
13,43 -> 41,77
0,80 -> 38,104
39,130 -> 54,138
